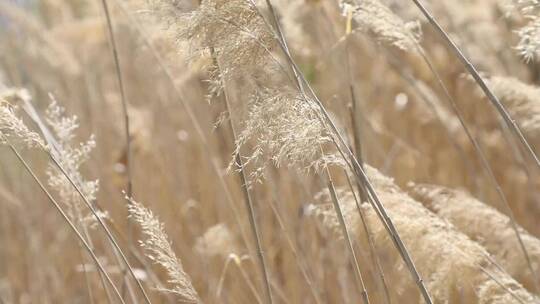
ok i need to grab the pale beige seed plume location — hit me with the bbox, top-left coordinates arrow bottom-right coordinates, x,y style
410,183 -> 540,291
138,0 -> 341,180
194,223 -> 239,259
187,0 -> 276,76
310,165 -> 538,303
127,197 -> 200,303
517,18 -> 540,62
483,76 -> 540,137
504,0 -> 540,61
0,89 -> 44,149
44,97 -> 102,227
146,0 -> 277,82
341,0 -> 422,52
232,88 -> 344,183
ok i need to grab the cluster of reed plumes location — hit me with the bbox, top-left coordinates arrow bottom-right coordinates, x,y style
1,0 -> 540,303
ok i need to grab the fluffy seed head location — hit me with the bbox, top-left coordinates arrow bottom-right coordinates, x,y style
341,0 -> 422,52
231,88 -> 344,183
194,223 -> 239,259
0,89 -> 44,149
310,165 -> 538,303
127,197 -> 199,303
483,76 -> 540,136
410,183 -> 540,291
168,0 -> 277,82
44,97 -> 100,226
507,1 -> 540,61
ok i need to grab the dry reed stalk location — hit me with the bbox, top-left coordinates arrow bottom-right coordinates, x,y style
94,213 -> 177,303
6,90 -> 153,303
219,66 -> 274,304
44,96 -> 120,304
2,89 -> 120,303
338,4 -> 540,289
337,22 -> 483,192
411,0 -> 540,170
341,0 -> 421,52
4,88 -> 152,301
0,100 -> 125,302
99,0 -> 133,198
113,0 -> 255,257
46,131 -> 153,304
255,2 -> 434,302
343,171 -> 392,304
98,1 -> 137,300
400,3 -> 540,291
325,166 -> 370,303
150,1 -> 285,292
411,47 -> 540,294
411,183 -> 540,291
341,18 -> 391,301
183,4 -> 279,292
345,11 -> 516,300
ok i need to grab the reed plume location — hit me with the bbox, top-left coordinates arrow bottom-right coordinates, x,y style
195,223 -> 239,260
310,165 -> 538,303
341,0 -> 422,52
0,89 -> 44,148
44,97 -> 102,226
127,196 -> 200,303
143,0 -> 342,180
483,76 -> 540,137
410,183 -> 540,292
3,0 -> 540,302
504,0 -> 540,61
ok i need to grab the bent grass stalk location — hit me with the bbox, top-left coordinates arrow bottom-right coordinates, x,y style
254,2 -> 434,302
17,94 -> 152,303
109,0 -> 254,257
326,170 -> 370,304
47,152 -> 152,304
344,171 -> 392,304
99,0 -> 133,199
411,0 -> 540,169
412,42 -> 540,295
3,138 -> 125,304
218,64 -> 274,304
205,32 -> 273,301
98,1 -> 137,300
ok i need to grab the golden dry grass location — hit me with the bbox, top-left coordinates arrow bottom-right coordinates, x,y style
0,0 -> 540,303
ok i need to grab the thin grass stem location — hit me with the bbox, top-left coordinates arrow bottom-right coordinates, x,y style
411,0 -> 540,169
3,139 -> 125,304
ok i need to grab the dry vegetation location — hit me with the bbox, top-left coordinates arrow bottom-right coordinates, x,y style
1,0 -> 540,303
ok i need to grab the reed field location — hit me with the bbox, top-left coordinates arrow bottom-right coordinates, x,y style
1,0 -> 540,303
